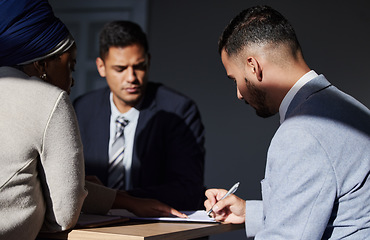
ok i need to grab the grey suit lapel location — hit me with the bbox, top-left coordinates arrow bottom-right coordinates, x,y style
286,75 -> 332,119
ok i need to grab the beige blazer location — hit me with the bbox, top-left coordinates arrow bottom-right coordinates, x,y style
0,67 -> 114,240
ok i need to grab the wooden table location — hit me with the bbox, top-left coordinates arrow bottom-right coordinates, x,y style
38,220 -> 244,240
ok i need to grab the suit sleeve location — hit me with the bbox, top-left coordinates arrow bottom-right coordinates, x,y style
39,92 -> 87,232
245,200 -> 264,237
82,181 -> 116,215
251,124 -> 336,239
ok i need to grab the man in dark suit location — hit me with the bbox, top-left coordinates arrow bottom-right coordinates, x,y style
73,21 -> 205,211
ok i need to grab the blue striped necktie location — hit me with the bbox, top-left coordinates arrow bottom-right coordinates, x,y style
108,116 -> 129,190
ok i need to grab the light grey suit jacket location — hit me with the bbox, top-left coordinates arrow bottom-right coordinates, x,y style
245,75 -> 370,239
0,67 -> 115,240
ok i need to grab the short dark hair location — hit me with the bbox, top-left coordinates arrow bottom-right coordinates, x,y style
218,5 -> 301,58
99,20 -> 149,59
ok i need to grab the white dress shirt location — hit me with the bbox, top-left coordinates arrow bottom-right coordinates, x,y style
109,92 -> 140,190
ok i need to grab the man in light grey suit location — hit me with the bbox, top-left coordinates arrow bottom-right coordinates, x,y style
204,5 -> 370,239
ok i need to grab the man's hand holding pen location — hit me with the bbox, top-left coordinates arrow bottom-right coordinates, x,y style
204,185 -> 246,224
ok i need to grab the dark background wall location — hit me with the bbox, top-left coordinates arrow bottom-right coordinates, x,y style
147,1 -> 369,239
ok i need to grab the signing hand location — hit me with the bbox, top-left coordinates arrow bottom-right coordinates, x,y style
204,188 -> 246,224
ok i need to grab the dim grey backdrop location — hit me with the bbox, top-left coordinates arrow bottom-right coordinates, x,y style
50,0 -> 370,239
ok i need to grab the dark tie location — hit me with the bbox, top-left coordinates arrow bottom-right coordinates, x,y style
108,116 -> 129,190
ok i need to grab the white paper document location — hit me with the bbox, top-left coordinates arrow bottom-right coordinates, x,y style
108,209 -> 217,223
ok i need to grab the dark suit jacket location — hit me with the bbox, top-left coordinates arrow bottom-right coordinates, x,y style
73,82 -> 205,210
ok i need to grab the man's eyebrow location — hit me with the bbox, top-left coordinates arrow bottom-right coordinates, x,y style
112,65 -> 127,68
134,60 -> 147,65
136,58 -> 148,64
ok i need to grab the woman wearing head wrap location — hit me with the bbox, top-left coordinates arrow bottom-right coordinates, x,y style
0,1 -> 88,239
0,0 -> 77,94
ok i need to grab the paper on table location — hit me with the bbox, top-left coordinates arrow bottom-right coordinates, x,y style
108,209 -> 217,223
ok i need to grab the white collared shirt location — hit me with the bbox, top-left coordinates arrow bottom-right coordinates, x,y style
109,92 -> 140,190
279,70 -> 318,124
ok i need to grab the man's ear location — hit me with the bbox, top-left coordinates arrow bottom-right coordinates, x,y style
246,57 -> 262,81
96,57 -> 106,77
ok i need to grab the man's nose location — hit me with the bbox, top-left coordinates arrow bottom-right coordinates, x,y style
126,66 -> 136,82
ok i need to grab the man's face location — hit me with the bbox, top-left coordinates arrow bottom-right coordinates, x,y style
221,49 -> 274,118
96,44 -> 149,113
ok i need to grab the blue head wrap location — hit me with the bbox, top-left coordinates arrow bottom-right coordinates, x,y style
0,0 -> 72,66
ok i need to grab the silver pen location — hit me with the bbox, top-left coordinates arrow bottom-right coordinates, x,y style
207,182 -> 240,217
